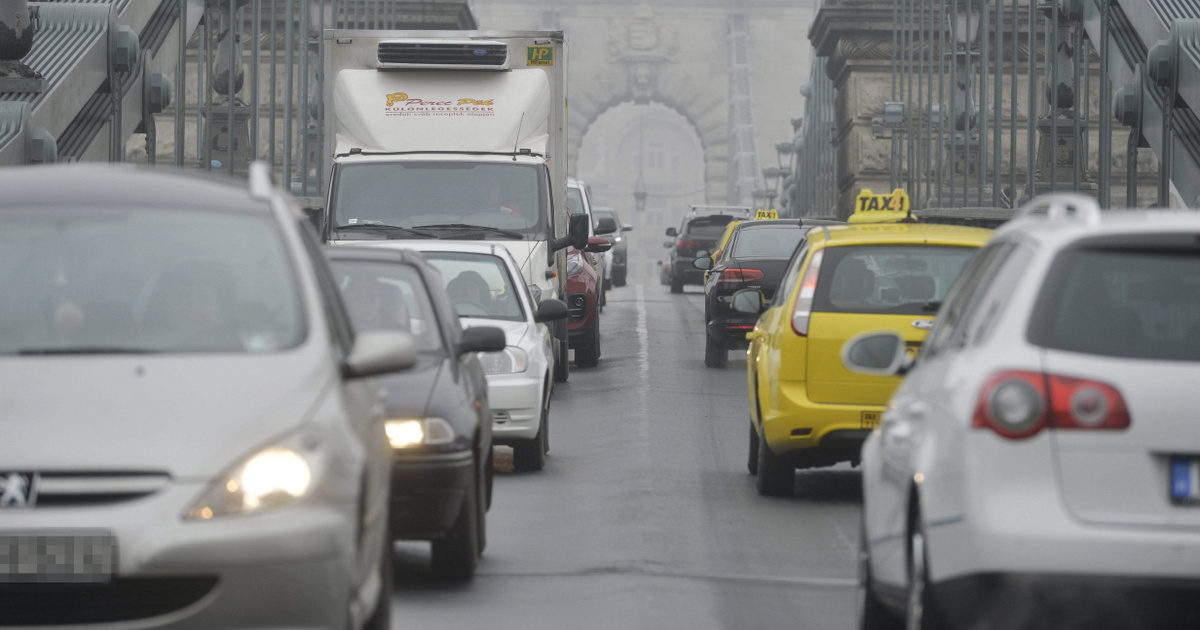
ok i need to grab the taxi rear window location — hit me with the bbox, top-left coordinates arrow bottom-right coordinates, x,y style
813,245 -> 977,315
1028,238 -> 1200,360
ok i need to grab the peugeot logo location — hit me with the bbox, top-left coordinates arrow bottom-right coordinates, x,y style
912,319 -> 934,330
0,472 -> 38,508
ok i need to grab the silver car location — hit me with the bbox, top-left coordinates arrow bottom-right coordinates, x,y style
846,195 -> 1200,629
0,163 -> 412,629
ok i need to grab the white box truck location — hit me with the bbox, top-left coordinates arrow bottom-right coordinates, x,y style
320,30 -> 585,381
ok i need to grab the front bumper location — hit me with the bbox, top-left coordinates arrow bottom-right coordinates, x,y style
0,485 -> 356,629
488,373 -> 544,443
761,379 -> 879,467
388,450 -> 473,540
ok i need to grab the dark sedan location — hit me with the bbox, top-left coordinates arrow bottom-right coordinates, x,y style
694,219 -> 841,368
326,247 -> 506,581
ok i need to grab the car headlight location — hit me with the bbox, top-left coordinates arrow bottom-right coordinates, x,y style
566,256 -> 584,277
614,236 -> 623,244
385,417 -> 455,449
478,346 -> 528,375
186,445 -> 313,519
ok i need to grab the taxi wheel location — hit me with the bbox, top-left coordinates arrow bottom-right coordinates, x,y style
747,422 -> 759,475
756,435 -> 795,497
704,335 -> 727,368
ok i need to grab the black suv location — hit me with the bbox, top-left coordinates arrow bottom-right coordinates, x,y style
664,209 -> 749,293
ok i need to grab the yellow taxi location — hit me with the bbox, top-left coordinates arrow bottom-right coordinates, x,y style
703,220 -> 742,284
733,191 -> 992,496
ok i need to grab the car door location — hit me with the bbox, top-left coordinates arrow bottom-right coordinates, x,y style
750,242 -> 811,428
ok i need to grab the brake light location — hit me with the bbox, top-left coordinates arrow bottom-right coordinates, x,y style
677,238 -> 702,250
717,268 -> 764,288
790,250 -> 823,336
972,371 -> 1130,439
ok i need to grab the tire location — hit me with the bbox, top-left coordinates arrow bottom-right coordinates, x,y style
484,447 -> 494,511
904,524 -> 947,630
574,318 -> 600,368
857,521 -> 903,630
748,422 -> 759,475
476,454 -> 487,555
553,337 -> 569,383
670,276 -> 683,294
614,269 -> 626,287
704,334 -> 727,368
512,404 -> 548,472
430,458 -> 480,581
361,535 -> 393,630
756,431 -> 795,496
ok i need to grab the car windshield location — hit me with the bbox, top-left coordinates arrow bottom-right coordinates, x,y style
731,225 -> 803,258
814,245 -> 976,315
424,253 -> 525,321
331,162 -> 547,240
329,260 -> 443,352
1029,244 -> 1200,360
0,207 -> 304,355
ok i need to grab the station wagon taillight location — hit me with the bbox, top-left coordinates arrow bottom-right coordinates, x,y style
717,268 -> 764,288
790,250 -> 823,336
677,238 -> 701,250
972,370 -> 1130,439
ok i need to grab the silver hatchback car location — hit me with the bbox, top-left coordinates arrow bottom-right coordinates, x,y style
0,163 -> 412,629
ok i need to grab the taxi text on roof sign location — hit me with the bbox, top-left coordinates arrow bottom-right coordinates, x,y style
527,46 -> 554,66
755,209 -> 778,220
849,188 -> 911,224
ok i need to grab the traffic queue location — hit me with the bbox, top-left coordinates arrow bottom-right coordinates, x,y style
674,189 -> 1200,629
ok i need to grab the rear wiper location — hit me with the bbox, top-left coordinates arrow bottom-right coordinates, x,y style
415,223 -> 523,239
17,347 -> 159,355
333,223 -> 439,239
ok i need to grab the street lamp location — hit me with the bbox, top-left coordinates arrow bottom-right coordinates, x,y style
775,142 -> 795,173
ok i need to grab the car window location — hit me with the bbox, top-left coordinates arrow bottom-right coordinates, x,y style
1028,238 -> 1200,360
328,260 -> 443,352
424,253 -> 526,322
0,206 -> 305,355
731,225 -> 804,258
922,242 -> 1013,358
812,245 -> 977,315
686,216 -> 736,239
566,187 -> 585,216
300,224 -> 355,355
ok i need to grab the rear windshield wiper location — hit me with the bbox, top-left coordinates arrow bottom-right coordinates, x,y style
17,347 -> 159,355
415,223 -> 524,239
333,223 -> 439,239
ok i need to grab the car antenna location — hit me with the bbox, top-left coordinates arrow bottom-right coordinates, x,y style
512,113 -> 525,162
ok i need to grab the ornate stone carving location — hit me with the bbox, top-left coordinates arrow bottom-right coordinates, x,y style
607,11 -> 679,63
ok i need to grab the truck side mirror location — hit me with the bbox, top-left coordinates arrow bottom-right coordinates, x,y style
553,213 -> 591,252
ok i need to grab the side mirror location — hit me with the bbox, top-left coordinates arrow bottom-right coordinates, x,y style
304,207 -> 326,239
693,257 -> 713,270
534,298 -> 569,323
665,227 -> 678,237
553,213 -> 591,252
594,217 -> 619,235
458,326 -> 507,355
663,240 -> 674,249
840,331 -> 912,376
730,289 -> 765,315
585,236 -> 612,253
622,223 -> 634,232
342,331 -> 417,379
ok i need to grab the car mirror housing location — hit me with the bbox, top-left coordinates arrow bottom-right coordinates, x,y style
665,227 -> 678,237
553,214 -> 591,252
594,217 -> 619,235
458,326 -> 507,356
693,257 -> 713,270
730,289 -> 765,315
342,331 -> 417,379
584,236 -> 612,253
840,331 -> 912,376
663,240 -> 674,249
534,298 -> 569,323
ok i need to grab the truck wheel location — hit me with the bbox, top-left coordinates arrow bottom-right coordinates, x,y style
704,334 -> 727,368
574,319 -> 600,368
756,435 -> 795,497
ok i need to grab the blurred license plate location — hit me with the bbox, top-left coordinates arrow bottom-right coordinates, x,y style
861,411 -> 881,430
0,533 -> 115,583
1170,458 -> 1200,506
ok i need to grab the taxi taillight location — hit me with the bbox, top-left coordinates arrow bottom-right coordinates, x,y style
790,250 -> 823,336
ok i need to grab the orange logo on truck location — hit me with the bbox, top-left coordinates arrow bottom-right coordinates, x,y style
457,98 -> 494,106
385,92 -> 409,106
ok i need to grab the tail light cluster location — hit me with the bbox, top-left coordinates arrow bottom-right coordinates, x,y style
972,370 -> 1131,439
790,250 -> 824,336
716,268 -> 764,289
677,238 -> 702,250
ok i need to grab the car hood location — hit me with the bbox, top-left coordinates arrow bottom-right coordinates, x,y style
461,318 -> 531,347
0,353 -> 334,481
377,354 -> 445,417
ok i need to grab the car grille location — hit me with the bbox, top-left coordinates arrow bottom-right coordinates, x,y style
567,293 -> 588,322
492,410 -> 511,424
34,472 -> 171,507
0,577 -> 218,625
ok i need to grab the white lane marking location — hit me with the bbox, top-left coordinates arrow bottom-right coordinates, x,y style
636,285 -> 650,381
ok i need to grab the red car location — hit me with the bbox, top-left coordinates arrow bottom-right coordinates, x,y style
566,238 -> 610,368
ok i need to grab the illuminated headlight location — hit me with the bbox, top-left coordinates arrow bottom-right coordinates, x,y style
187,446 -> 313,519
385,417 -> 455,449
614,236 -> 623,244
566,256 -> 584,277
478,346 -> 528,375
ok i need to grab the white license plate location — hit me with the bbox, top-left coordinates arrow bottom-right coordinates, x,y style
0,532 -> 116,583
1170,458 -> 1200,506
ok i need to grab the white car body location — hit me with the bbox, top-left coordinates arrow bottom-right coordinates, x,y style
857,194 -> 1200,628
567,177 -> 609,290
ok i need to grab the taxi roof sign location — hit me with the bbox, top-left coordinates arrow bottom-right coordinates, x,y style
755,209 -> 778,220
849,188 -> 912,224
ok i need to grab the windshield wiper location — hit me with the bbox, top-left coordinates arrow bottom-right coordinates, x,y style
333,223 -> 439,239
17,347 -> 159,355
415,223 -> 524,239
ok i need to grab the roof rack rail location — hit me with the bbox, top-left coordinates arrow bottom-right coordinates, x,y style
248,161 -> 275,201
1014,193 -> 1101,226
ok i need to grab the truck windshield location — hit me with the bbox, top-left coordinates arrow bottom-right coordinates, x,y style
331,162 -> 548,240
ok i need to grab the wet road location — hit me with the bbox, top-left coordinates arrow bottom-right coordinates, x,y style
387,284 -> 861,630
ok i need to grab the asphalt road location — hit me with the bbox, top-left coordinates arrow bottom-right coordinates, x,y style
387,284 -> 861,630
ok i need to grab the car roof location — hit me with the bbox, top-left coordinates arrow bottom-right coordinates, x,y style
0,163 -> 271,214
996,209 -> 1200,247
810,222 -> 994,248
735,218 -> 843,229
324,244 -> 431,269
